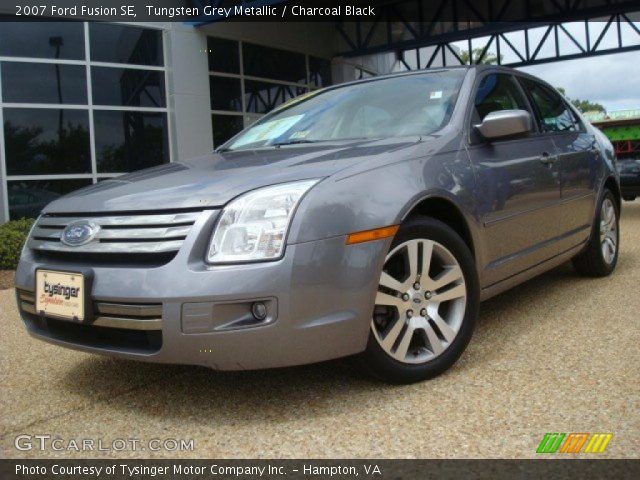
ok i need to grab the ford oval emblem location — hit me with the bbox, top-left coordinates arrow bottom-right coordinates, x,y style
60,220 -> 100,246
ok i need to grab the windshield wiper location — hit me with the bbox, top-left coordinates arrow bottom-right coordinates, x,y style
271,139 -> 321,147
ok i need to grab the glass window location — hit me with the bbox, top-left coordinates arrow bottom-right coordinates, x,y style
89,23 -> 163,66
521,78 -> 577,132
3,108 -> 91,175
91,67 -> 166,107
1,62 -> 87,104
8,179 -> 92,220
243,43 -> 306,84
207,37 -> 240,73
473,73 -> 529,123
212,114 -> 244,147
225,71 -> 466,151
309,56 -> 332,87
245,80 -> 308,114
209,76 -> 242,111
94,111 -> 169,173
0,22 -> 85,60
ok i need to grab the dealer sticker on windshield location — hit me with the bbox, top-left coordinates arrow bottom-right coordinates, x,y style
35,270 -> 85,321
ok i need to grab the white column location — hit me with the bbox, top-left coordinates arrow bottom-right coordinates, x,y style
163,24 -> 213,163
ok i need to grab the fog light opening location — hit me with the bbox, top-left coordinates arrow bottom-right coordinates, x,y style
251,302 -> 267,321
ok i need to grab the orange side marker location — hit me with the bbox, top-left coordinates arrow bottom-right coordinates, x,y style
346,225 -> 399,245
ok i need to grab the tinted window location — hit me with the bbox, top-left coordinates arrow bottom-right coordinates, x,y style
212,114 -> 244,147
309,56 -> 332,87
94,111 -> 169,173
0,22 -> 85,60
243,43 -> 306,83
91,67 -> 166,107
209,76 -> 242,111
473,73 -> 529,123
207,37 -> 240,73
8,179 -> 92,220
245,80 -> 308,114
3,108 -> 91,175
1,62 -> 87,104
521,79 -> 577,132
90,24 -> 163,66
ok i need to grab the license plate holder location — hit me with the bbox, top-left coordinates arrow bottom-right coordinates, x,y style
35,269 -> 88,322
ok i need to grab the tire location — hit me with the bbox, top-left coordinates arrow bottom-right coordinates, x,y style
572,189 -> 620,277
623,196 -> 636,202
357,216 -> 479,384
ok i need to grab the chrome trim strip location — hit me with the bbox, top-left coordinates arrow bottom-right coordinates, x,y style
20,302 -> 163,331
37,212 -> 202,227
96,302 -> 162,317
28,239 -> 184,253
32,225 -> 191,241
18,291 -> 35,303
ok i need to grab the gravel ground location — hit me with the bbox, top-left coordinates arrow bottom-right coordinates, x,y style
1,202 -> 639,459
0,270 -> 14,290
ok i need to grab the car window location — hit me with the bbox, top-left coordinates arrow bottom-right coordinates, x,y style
224,70 -> 466,151
348,105 -> 392,138
521,78 -> 577,133
472,73 -> 530,125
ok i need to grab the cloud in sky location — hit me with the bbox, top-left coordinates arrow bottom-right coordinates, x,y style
519,51 -> 640,112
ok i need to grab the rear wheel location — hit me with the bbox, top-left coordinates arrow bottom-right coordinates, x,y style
358,217 -> 479,384
572,190 -> 619,277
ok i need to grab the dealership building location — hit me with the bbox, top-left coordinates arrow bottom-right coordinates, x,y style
0,20 -> 410,223
2,1 -> 638,223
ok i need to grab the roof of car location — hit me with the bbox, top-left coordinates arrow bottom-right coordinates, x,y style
332,64 -> 549,91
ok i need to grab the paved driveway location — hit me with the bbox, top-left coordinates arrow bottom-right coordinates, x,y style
1,203 -> 639,459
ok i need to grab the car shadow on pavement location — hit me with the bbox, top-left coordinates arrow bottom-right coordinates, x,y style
58,252 -> 634,424
60,354 -> 386,424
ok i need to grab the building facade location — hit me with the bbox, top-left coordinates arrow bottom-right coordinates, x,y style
1,20 -> 423,223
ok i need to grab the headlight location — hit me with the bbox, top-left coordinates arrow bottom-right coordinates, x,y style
207,179 -> 320,264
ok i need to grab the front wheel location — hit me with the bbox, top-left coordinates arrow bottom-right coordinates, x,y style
358,216 -> 479,384
572,189 -> 620,277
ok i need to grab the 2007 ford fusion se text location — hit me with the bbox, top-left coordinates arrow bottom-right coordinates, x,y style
15,66 -> 620,383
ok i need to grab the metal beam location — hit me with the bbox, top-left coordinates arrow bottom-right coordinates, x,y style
337,0 -> 640,62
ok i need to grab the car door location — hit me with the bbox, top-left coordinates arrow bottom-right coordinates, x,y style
466,72 -> 562,286
519,77 -> 597,252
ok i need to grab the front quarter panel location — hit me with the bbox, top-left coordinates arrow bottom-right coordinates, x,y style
288,132 -> 479,250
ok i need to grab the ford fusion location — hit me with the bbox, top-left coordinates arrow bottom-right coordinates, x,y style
16,66 -> 620,383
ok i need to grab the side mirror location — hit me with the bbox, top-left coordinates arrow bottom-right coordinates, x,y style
475,109 -> 532,140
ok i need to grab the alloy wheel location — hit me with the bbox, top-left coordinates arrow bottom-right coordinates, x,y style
599,197 -> 618,265
372,239 -> 467,364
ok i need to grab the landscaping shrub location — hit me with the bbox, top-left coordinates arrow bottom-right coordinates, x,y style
0,218 -> 35,269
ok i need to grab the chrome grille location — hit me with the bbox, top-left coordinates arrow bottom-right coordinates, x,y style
29,210 -> 204,254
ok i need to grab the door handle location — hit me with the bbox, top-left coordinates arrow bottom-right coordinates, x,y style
539,151 -> 557,165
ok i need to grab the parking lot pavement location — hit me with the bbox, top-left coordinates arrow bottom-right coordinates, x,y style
1,203 -> 639,459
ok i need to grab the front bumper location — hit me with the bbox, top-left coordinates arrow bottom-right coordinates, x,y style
15,210 -> 389,370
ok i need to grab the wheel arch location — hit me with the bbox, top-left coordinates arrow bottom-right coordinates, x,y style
401,194 -> 477,262
603,175 -> 621,212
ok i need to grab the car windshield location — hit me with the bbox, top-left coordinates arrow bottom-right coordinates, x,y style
223,70 -> 466,151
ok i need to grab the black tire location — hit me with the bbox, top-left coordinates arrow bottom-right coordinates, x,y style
623,196 -> 636,202
572,189 -> 620,277
357,216 -> 480,384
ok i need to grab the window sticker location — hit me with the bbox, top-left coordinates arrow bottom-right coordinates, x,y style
290,130 -> 309,139
430,91 -> 443,100
231,114 -> 303,148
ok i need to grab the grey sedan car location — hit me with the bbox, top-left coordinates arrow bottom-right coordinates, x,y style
15,66 -> 620,383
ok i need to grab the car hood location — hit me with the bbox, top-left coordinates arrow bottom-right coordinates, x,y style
43,137 -> 430,213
